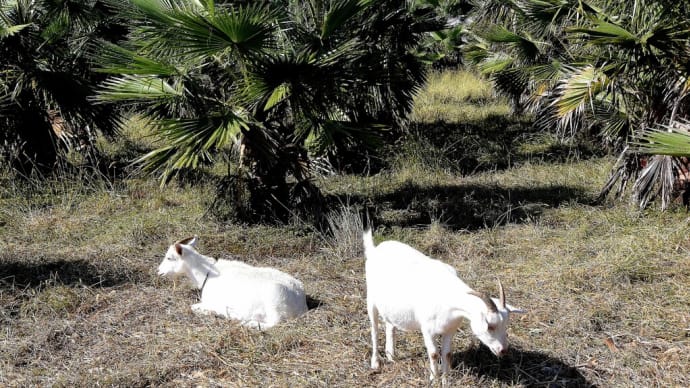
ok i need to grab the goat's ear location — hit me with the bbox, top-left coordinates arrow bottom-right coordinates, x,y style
178,236 -> 198,246
175,243 -> 183,256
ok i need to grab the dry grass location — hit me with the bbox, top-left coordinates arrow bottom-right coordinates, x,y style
1,70 -> 689,387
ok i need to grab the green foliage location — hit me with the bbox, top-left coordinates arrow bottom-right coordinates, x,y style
95,0 -> 436,223
464,0 -> 690,208
635,123 -> 690,157
0,0 -> 125,173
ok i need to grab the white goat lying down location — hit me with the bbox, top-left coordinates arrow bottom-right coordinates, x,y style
158,236 -> 308,329
363,229 -> 525,380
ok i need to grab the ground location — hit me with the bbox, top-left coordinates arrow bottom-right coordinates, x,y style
1,70 -> 688,387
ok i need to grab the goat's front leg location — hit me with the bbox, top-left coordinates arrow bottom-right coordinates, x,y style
368,303 -> 381,369
385,322 -> 396,361
440,333 -> 453,376
421,329 -> 440,381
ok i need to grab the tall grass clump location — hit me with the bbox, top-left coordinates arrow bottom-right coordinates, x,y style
411,69 -> 511,123
322,202 -> 365,260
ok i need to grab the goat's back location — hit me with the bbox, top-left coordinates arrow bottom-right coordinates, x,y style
202,260 -> 308,325
215,260 -> 305,291
365,240 -> 457,278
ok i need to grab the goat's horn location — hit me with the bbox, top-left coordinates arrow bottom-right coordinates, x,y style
498,279 -> 506,309
468,291 -> 498,313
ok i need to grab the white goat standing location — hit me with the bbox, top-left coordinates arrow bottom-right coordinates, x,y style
158,236 -> 308,329
363,229 -> 524,380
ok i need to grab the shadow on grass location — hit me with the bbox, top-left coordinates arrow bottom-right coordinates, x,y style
454,345 -> 595,387
357,182 -> 591,231
409,117 -> 604,176
0,258 -> 137,291
306,295 -> 324,310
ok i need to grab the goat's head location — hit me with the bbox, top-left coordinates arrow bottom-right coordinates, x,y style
157,236 -> 199,276
468,280 -> 525,357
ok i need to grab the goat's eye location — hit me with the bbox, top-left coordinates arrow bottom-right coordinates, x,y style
166,256 -> 175,261
487,324 -> 496,332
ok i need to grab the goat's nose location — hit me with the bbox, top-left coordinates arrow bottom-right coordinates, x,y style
498,347 -> 509,357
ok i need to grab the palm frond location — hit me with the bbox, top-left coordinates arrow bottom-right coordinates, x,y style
485,25 -> 542,62
551,64 -> 608,125
492,67 -> 528,99
568,16 -> 638,48
131,0 -> 276,59
321,0 -> 371,40
519,0 -> 572,23
94,42 -> 180,76
306,120 -> 385,156
632,154 -> 676,210
135,114 -> 248,183
478,54 -> 514,74
463,35 -> 491,65
0,22 -> 30,38
634,122 -> 690,157
95,75 -> 183,103
594,102 -> 630,140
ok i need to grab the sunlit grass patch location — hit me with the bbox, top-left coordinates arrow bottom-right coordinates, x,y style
423,69 -> 494,104
412,69 -> 511,123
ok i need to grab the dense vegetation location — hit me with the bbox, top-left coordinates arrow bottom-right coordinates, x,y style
464,0 -> 690,208
0,0 -> 124,172
3,0 -> 690,217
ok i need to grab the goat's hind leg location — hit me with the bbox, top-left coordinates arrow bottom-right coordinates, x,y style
367,303 -> 381,369
384,322 -> 396,361
440,333 -> 453,380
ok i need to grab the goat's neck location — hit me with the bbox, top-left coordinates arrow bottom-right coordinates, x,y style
184,257 -> 214,289
449,290 -> 492,322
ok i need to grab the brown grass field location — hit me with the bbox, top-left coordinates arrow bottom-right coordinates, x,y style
1,70 -> 689,387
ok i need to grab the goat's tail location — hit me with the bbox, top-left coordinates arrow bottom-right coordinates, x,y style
363,228 -> 375,257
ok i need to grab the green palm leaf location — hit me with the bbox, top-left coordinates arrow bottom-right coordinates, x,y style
478,54 -> 513,74
485,25 -> 541,62
94,43 -> 180,76
136,114 -> 248,183
568,17 -> 638,47
0,22 -> 30,38
96,75 -> 183,103
552,65 -> 608,118
321,0 -> 371,40
635,123 -> 690,157
131,0 -> 276,59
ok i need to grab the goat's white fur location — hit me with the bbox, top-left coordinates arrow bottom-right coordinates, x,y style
158,236 -> 308,329
363,229 -> 524,380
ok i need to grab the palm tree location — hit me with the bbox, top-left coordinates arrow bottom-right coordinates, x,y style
95,0 -> 437,223
465,0 -> 690,209
556,1 -> 690,209
0,0 -> 125,174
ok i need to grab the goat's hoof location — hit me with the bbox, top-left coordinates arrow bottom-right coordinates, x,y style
370,358 -> 380,370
